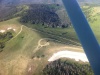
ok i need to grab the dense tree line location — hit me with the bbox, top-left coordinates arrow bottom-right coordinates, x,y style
20,4 -> 63,28
43,59 -> 94,75
0,6 -> 17,21
0,32 -> 13,51
0,4 -> 70,28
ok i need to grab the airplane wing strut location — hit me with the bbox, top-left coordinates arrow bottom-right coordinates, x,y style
62,0 -> 100,75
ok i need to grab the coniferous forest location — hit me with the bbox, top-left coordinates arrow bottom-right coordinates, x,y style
43,59 -> 94,75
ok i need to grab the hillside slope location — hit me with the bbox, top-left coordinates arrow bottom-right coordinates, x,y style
0,5 -> 29,21
21,4 -> 64,27
0,3 -> 100,75
1,0 -> 100,6
0,18 -> 83,75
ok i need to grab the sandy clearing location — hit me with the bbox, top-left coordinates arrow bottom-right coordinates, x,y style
7,27 -> 16,31
0,25 -> 18,30
0,30 -> 5,33
48,50 -> 88,62
7,27 -> 12,30
13,29 -> 16,31
0,26 -> 17,33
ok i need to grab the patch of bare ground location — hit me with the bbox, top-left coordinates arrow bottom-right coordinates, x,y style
0,24 -> 19,33
0,55 -> 31,75
25,61 -> 36,75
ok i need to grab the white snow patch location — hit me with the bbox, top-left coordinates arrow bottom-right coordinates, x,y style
48,50 -> 88,62
0,30 -> 6,33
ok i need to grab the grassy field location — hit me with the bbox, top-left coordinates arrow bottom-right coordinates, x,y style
0,18 -> 83,75
56,5 -> 100,44
82,5 -> 100,43
24,23 -> 81,46
0,18 -> 41,75
0,5 -> 100,75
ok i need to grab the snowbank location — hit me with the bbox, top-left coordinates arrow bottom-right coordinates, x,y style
48,50 -> 88,62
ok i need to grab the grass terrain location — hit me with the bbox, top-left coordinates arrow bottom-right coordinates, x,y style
24,23 -> 80,46
56,5 -> 100,44
0,5 -> 100,75
0,18 -> 83,75
82,5 -> 100,43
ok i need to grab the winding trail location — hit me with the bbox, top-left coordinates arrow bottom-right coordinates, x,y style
30,28 -> 81,46
33,38 -> 50,53
10,25 -> 23,41
23,25 -> 80,46
13,25 -> 23,38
